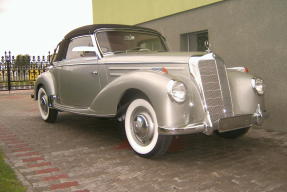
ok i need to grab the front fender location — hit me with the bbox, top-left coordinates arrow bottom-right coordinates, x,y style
227,70 -> 266,114
90,70 -> 202,128
34,71 -> 56,100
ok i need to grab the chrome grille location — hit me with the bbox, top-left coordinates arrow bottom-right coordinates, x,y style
198,59 -> 233,122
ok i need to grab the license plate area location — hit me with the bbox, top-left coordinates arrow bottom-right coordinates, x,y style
218,114 -> 253,132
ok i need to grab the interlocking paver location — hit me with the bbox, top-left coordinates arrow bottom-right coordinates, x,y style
22,157 -> 45,163
0,91 -> 287,192
28,162 -> 52,168
42,174 -> 69,181
50,181 -> 79,190
35,168 -> 60,175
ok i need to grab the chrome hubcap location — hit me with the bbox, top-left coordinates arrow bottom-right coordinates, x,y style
131,110 -> 155,146
40,94 -> 48,114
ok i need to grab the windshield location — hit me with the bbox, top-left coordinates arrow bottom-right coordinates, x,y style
95,30 -> 167,55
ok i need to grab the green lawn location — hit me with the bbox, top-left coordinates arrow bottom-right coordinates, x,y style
0,151 -> 26,192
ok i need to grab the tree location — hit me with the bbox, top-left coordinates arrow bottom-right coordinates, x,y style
14,54 -> 30,66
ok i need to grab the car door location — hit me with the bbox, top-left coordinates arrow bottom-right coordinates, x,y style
58,35 -> 101,108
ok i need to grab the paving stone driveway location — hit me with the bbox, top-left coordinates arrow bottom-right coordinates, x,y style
0,91 -> 287,192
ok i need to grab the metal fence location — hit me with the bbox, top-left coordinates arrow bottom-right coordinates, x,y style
0,51 -> 51,91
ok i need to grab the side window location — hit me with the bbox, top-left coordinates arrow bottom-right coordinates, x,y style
54,40 -> 69,62
66,36 -> 96,60
180,30 -> 209,52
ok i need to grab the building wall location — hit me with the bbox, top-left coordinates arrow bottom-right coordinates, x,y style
139,0 -> 287,131
92,0 -> 224,25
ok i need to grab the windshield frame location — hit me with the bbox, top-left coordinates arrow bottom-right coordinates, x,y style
94,28 -> 168,57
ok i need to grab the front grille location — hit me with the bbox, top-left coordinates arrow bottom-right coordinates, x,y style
198,58 -> 233,122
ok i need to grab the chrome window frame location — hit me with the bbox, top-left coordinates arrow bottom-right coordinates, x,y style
65,35 -> 98,60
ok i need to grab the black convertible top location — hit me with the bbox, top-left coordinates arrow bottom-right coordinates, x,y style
54,24 -> 162,62
64,24 -> 160,40
55,24 -> 163,61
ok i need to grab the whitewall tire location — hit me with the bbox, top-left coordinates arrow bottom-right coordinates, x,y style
37,87 -> 58,123
125,99 -> 172,158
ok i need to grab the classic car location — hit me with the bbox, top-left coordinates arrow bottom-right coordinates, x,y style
34,24 -> 267,158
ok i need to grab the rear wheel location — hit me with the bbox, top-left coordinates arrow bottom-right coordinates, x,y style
216,127 -> 250,139
37,87 -> 58,123
125,99 -> 172,158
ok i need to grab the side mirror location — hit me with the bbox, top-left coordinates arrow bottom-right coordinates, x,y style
72,46 -> 96,52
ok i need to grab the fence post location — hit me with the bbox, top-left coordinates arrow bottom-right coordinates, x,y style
5,51 -> 11,91
48,51 -> 51,64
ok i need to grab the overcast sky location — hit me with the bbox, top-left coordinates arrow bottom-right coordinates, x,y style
0,0 -> 92,56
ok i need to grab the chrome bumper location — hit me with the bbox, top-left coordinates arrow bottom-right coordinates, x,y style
159,109 -> 268,136
159,123 -> 207,135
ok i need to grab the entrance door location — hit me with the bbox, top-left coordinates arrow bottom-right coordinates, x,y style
57,35 -> 101,108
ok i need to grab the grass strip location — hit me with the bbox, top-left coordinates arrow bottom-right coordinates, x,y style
0,151 -> 26,192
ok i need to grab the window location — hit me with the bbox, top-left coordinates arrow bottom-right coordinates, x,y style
66,36 -> 96,60
96,31 -> 167,54
54,40 -> 69,62
180,30 -> 208,52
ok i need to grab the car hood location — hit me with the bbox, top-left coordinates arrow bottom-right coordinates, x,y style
99,52 -> 206,64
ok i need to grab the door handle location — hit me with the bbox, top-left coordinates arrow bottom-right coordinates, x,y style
91,71 -> 98,75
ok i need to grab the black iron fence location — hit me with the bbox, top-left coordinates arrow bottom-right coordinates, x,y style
0,51 -> 51,91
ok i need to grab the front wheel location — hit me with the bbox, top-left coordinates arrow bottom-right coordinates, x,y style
125,99 -> 172,158
216,127 -> 250,139
37,87 -> 58,123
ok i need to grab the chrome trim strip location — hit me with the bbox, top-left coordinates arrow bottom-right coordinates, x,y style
70,34 -> 91,41
214,60 -> 224,102
91,34 -> 102,59
165,67 -> 185,70
94,28 -> 163,36
56,63 -> 98,67
227,67 -> 246,72
54,103 -> 115,117
104,62 -> 186,65
109,66 -> 185,70
55,56 -> 99,67
215,57 -> 234,116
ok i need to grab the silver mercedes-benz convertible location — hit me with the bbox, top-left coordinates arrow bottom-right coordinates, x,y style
34,24 -> 267,158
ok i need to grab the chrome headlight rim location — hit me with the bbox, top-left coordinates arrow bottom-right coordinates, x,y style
167,80 -> 187,103
251,77 -> 264,96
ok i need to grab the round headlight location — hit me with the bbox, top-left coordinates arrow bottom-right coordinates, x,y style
251,77 -> 264,95
167,80 -> 187,103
